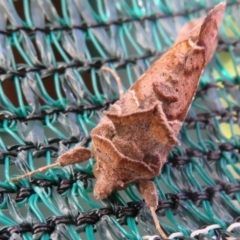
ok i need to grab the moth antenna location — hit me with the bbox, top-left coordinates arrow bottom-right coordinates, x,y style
150,207 -> 167,239
101,66 -> 124,97
10,162 -> 60,181
11,147 -> 91,182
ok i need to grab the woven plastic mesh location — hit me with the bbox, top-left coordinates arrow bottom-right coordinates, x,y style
0,0 -> 240,239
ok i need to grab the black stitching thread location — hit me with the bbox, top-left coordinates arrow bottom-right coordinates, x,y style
1,137 -> 239,165
0,39 -> 239,79
3,124 -> 239,164
168,142 -> 238,167
0,183 -> 239,236
6,168 -> 240,203
1,0 -> 239,37
0,99 -> 116,122
1,81 -> 239,124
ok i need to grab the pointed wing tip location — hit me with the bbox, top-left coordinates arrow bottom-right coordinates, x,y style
207,2 -> 226,27
217,2 -> 226,8
196,2 -> 226,60
210,2 -> 226,12
212,2 -> 226,14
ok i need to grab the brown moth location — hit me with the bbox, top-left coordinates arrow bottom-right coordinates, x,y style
11,3 -> 225,239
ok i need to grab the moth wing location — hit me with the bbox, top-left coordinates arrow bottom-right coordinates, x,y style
105,102 -> 179,146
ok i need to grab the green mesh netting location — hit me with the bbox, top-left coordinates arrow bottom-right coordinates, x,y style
0,0 -> 240,239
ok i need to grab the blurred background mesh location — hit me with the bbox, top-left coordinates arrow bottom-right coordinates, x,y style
0,0 -> 240,239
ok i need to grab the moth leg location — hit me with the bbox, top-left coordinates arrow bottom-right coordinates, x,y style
10,162 -> 60,181
101,66 -> 124,97
11,147 -> 91,181
139,180 -> 167,239
93,165 -> 120,199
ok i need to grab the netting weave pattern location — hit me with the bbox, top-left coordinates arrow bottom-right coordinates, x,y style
0,0 -> 240,239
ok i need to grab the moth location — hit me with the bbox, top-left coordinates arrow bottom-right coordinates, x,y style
11,3 -> 225,238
